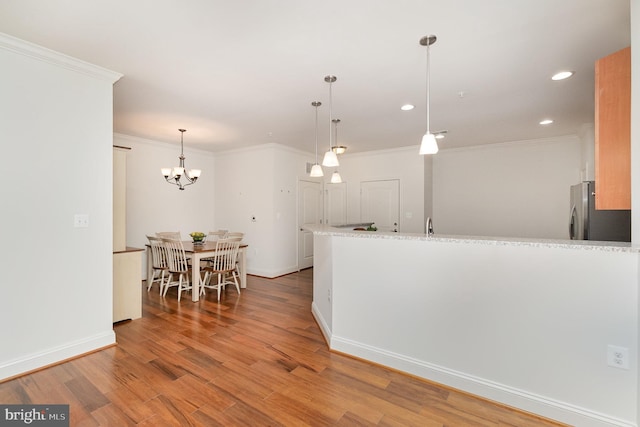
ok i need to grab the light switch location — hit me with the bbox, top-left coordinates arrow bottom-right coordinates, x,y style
74,214 -> 89,228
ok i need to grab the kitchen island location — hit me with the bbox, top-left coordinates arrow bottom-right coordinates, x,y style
307,225 -> 639,427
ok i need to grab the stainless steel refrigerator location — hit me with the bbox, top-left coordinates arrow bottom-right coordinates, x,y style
569,181 -> 631,242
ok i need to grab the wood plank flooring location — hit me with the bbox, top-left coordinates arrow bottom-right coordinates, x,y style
0,269 -> 567,426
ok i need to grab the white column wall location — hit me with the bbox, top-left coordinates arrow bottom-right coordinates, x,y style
0,34 -> 121,379
214,144 -> 310,277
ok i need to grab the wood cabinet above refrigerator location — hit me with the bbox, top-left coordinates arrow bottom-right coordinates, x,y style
595,46 -> 630,210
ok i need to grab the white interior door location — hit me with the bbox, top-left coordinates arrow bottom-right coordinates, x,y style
298,179 -> 323,270
361,179 -> 400,232
326,182 -> 347,226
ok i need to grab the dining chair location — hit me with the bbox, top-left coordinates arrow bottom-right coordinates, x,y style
226,232 -> 244,240
161,237 -> 193,301
200,238 -> 241,301
224,232 -> 244,278
206,230 -> 227,242
146,235 -> 169,294
156,231 -> 181,240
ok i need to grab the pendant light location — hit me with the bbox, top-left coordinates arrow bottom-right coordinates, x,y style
161,129 -> 202,190
330,119 -> 342,183
419,35 -> 438,155
322,75 -> 340,167
309,101 -> 324,177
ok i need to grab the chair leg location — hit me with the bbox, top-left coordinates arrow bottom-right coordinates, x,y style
159,271 -> 167,295
217,274 -> 222,301
200,271 -> 208,295
232,271 -> 240,294
147,271 -> 156,291
180,273 -> 192,302
163,274 -> 173,297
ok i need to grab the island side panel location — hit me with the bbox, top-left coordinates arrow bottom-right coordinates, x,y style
327,233 -> 638,427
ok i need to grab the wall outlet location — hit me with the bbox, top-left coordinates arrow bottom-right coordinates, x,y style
607,345 -> 630,370
74,214 -> 89,228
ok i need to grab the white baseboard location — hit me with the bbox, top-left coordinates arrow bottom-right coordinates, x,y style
246,265 -> 298,279
0,331 -> 116,381
329,335 -> 636,427
311,302 -> 332,345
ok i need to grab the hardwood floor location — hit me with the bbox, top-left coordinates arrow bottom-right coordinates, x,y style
0,269 -> 566,426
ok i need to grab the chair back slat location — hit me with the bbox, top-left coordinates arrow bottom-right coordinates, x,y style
147,235 -> 168,269
161,238 -> 189,273
209,238 -> 241,272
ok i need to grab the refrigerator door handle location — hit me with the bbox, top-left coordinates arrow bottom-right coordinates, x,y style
569,205 -> 577,239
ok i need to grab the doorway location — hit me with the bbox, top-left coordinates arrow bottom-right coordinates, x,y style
297,179 -> 323,270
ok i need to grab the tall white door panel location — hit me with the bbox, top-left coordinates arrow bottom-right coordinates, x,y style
326,182 -> 347,226
361,179 -> 400,232
297,179 -> 323,270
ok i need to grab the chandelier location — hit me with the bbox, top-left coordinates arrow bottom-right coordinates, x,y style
161,129 -> 201,190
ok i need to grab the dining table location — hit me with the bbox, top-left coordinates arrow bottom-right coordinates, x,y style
145,240 -> 248,302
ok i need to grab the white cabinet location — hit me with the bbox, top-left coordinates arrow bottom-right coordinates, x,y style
113,146 -> 143,322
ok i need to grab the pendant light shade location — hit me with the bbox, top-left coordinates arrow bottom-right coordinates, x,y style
322,75 -> 340,167
419,132 -> 438,155
310,164 -> 324,177
309,101 -> 324,177
330,171 -> 342,183
419,35 -> 438,155
322,150 -> 339,167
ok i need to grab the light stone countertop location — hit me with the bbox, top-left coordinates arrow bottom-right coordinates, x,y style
305,224 -> 640,253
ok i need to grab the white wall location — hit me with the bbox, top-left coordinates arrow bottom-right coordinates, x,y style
330,146 -> 425,233
214,143 -> 311,277
579,123 -> 596,181
629,3 -> 639,424
432,135 -> 582,239
0,34 -> 121,379
312,231 -> 639,427
114,133 -> 216,278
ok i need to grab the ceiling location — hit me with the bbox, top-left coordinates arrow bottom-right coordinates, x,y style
0,0 -> 631,155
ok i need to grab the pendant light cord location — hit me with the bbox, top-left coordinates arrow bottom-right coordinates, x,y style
328,80 -> 333,149
314,104 -> 319,162
426,43 -> 430,134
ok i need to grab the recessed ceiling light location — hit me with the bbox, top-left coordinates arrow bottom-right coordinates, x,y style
401,104 -> 415,111
539,119 -> 553,125
551,71 -> 574,81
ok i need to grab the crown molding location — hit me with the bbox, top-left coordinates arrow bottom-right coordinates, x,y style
0,32 -> 122,84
